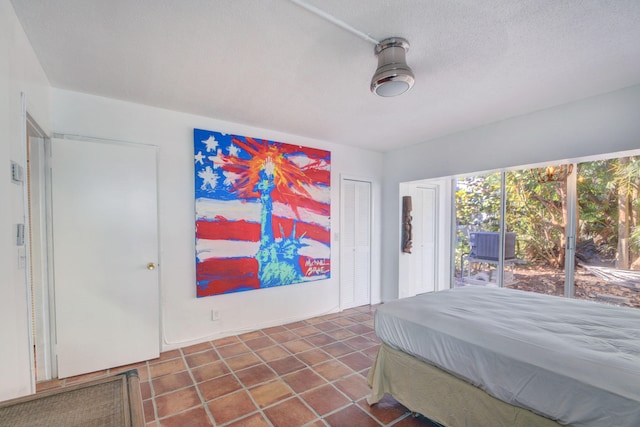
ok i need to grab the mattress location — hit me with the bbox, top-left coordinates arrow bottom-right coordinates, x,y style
374,286 -> 640,427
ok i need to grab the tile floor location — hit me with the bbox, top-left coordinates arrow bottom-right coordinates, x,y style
36,305 -> 440,427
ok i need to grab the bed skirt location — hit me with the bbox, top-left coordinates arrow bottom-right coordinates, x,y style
367,343 -> 562,427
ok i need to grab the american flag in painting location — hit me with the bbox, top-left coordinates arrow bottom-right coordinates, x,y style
194,129 -> 331,297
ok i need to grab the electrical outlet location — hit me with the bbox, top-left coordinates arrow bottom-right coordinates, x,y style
211,310 -> 221,321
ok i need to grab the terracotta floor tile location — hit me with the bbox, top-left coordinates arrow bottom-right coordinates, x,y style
282,339 -> 314,354
149,349 -> 181,364
36,304 -> 382,427
226,352 -> 261,371
301,384 -> 350,416
212,335 -> 240,347
267,330 -> 299,343
136,365 -> 151,382
283,320 -> 307,329
149,358 -> 187,379
239,330 -> 265,341
255,344 -> 290,362
332,317 -> 357,327
154,386 -> 201,418
185,349 -> 220,368
226,413 -> 271,427
198,374 -> 242,401
333,374 -> 371,401
267,355 -> 305,376
282,368 -> 326,393
245,335 -> 276,351
191,360 -> 229,383
158,406 -> 212,427
207,389 -> 257,425
140,381 -> 152,400
363,331 -> 381,343
110,361 -> 148,376
348,324 -> 374,335
152,371 -> 194,396
249,380 -> 294,408
235,364 -> 277,388
326,328 -> 357,340
338,352 -> 374,372
312,320 -> 340,332
314,360 -> 353,381
217,342 -> 251,358
263,397 -> 317,427
143,399 -> 155,423
35,378 -> 64,392
322,341 -> 356,358
296,348 -> 332,366
362,344 -> 381,359
291,325 -> 322,337
181,342 -> 213,355
359,394 -> 409,424
262,325 -> 287,335
344,335 -> 378,351
306,333 -> 336,347
64,370 -> 108,385
324,404 -> 381,427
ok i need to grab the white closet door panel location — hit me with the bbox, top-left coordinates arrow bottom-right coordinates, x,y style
341,179 -> 372,309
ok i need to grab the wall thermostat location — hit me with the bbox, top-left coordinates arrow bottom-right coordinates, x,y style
11,161 -> 24,184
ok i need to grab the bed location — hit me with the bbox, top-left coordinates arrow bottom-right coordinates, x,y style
367,286 -> 640,427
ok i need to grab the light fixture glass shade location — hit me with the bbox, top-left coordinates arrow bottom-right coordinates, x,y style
371,37 -> 415,97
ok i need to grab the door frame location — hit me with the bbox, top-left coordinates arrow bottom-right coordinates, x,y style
339,174 -> 374,310
26,118 -> 56,382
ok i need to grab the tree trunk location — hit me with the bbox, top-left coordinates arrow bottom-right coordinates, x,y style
557,181 -> 568,268
616,158 -> 630,269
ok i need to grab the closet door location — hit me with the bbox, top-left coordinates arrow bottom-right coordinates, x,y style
50,137 -> 160,378
340,178 -> 371,309
414,186 -> 437,294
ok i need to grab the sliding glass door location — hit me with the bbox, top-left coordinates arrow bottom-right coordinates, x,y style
454,172 -> 503,287
453,152 -> 640,309
574,157 -> 640,307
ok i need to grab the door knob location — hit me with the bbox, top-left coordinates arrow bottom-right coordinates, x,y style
147,262 -> 157,270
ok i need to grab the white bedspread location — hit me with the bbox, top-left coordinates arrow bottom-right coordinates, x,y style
374,287 -> 640,427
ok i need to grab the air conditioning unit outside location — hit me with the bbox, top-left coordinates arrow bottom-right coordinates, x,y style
469,232 -> 516,261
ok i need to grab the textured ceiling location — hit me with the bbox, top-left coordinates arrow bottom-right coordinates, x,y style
10,0 -> 640,152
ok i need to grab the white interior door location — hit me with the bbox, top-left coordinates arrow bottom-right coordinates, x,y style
340,178 -> 371,309
414,186 -> 437,294
50,137 -> 159,378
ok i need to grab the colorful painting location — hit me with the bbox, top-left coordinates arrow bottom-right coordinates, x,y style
194,129 -> 331,297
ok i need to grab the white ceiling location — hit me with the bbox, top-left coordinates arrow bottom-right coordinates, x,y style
10,0 -> 640,152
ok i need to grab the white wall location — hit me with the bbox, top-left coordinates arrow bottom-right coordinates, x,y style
51,89 -> 383,351
381,85 -> 640,301
0,0 -> 51,400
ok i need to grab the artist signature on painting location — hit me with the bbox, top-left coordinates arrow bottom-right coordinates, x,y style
304,258 -> 330,275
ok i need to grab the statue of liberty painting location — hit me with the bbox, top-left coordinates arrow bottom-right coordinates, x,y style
194,129 -> 331,297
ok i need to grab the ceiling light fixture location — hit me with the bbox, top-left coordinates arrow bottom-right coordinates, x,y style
371,37 -> 415,97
